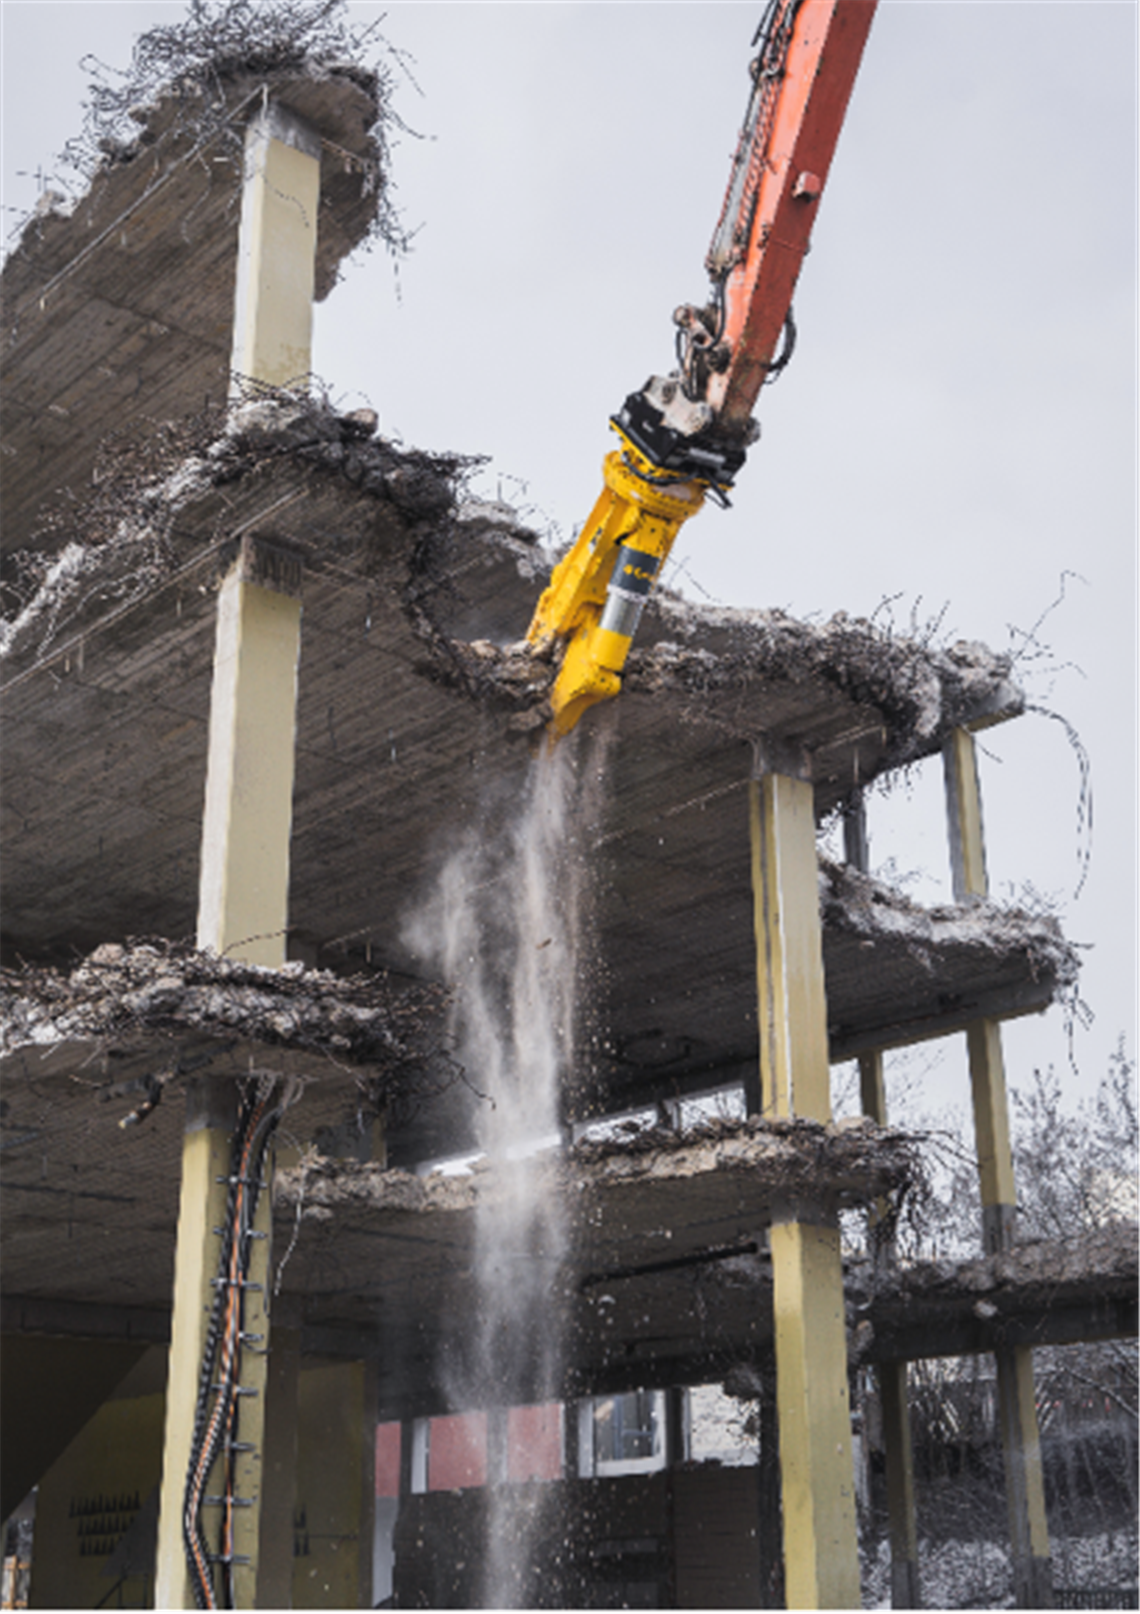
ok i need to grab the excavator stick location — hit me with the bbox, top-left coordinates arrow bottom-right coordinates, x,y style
706,0 -> 877,429
527,0 -> 877,740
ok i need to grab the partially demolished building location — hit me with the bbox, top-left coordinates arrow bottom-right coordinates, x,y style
1,15 -> 1134,1613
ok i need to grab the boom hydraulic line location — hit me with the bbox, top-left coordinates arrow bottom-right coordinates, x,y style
527,0 -> 877,737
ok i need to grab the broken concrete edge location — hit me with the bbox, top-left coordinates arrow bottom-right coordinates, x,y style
0,937 -> 448,1075
845,1220 -> 1139,1306
438,588 -> 1028,766
633,597 -> 1024,761
3,4 -> 403,284
0,391 -> 511,665
0,843 -> 1079,1076
273,1113 -> 923,1218
0,388 -> 1029,775
818,857 -> 1081,991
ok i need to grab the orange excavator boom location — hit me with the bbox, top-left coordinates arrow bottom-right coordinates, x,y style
528,0 -> 878,737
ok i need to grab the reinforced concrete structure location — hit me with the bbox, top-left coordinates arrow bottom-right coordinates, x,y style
1,22 -> 1134,1612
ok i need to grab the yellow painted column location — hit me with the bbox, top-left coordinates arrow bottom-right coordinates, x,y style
749,758 -> 861,1608
878,1360 -> 921,1609
196,535 -> 303,969
857,1048 -> 921,1608
750,765 -> 830,1121
156,97 -> 318,1607
997,1345 -> 1054,1609
942,726 -> 1053,1607
155,1079 -> 238,1610
230,102 -> 321,391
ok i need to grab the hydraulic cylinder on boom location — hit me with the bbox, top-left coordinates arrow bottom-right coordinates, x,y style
526,0 -> 877,738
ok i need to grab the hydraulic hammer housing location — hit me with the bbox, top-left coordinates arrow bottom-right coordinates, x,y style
526,432 -> 706,737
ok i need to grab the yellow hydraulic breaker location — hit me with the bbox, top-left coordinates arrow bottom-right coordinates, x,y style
527,430 -> 706,737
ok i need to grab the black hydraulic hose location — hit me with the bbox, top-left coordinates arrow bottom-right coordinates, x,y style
183,1076 -> 282,1610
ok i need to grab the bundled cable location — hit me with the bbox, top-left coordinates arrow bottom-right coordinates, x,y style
183,1074 -> 284,1610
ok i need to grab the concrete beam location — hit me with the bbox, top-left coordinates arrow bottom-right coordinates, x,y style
0,1298 -> 170,1344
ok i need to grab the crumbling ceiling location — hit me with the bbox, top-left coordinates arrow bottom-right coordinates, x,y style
0,402 -> 1075,1157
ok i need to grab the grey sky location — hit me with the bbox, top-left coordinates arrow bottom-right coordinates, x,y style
2,1 -> 1135,1119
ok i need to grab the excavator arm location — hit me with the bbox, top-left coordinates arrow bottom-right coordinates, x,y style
527,0 -> 877,737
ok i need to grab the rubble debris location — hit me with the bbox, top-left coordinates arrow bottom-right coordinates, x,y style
0,938 -> 446,1086
274,1114 -> 923,1218
2,378 -> 1033,786
10,0 -> 406,272
422,589 -> 1026,770
624,597 -> 1022,770
846,1222 -> 1139,1309
0,393 -> 497,663
818,858 -> 1080,988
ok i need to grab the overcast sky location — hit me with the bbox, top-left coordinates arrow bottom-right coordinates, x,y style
1,1 -> 1135,1124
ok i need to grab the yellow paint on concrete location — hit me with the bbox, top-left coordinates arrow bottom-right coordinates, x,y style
155,1102 -> 233,1610
770,1217 -> 861,1609
750,763 -> 859,1606
945,729 -> 1052,1601
878,1360 -> 920,1608
229,1161 -> 275,1607
196,558 -> 302,968
30,1391 -> 164,1610
230,106 -> 321,390
292,1362 -> 370,1609
943,726 -> 988,900
997,1345 -> 1053,1560
154,1090 -> 279,1609
749,773 -> 830,1121
857,1051 -> 920,1606
967,1017 -> 1018,1211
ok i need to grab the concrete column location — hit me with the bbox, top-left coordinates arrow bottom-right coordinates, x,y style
155,92 -> 317,1612
755,1353 -> 784,1610
857,1047 -> 922,1609
230,102 -> 321,391
197,536 -> 303,970
942,726 -> 1053,1607
749,761 -> 830,1122
664,1387 -> 689,1467
996,1346 -> 1054,1610
749,759 -> 861,1609
879,1361 -> 921,1609
154,1078 -> 236,1609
